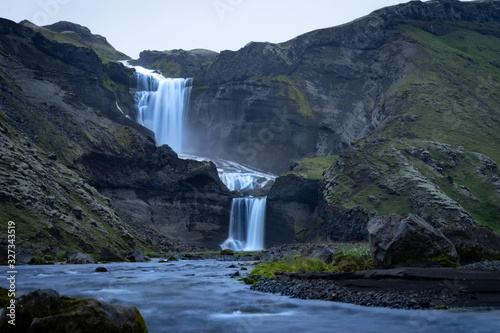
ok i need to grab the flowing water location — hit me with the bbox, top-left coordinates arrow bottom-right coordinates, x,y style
7,65 -> 500,332
129,64 -> 271,251
3,261 -> 499,333
220,197 -> 267,251
133,66 -> 192,153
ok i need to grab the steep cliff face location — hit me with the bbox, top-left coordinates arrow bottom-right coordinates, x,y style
187,23 -> 418,172
184,0 -> 500,173
132,1 -> 500,174
0,18 -> 232,253
265,0 -> 500,241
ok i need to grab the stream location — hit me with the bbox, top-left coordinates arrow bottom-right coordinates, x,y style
2,260 -> 499,332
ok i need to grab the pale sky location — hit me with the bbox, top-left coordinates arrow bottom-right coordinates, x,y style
1,0 -> 470,59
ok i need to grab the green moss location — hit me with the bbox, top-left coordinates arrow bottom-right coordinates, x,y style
396,25 -> 500,165
404,255 -> 459,268
251,257 -> 336,278
111,126 -> 136,154
238,277 -> 261,285
0,287 -> 10,308
151,60 -> 181,77
272,75 -> 314,119
435,305 -> 451,310
0,202 -> 46,239
345,181 -> 413,216
29,256 -> 49,265
288,156 -> 337,180
328,174 -> 356,204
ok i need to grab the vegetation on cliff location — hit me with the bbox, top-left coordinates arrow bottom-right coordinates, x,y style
322,22 -> 500,234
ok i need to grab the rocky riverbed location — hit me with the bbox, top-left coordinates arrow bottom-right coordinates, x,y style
249,262 -> 500,310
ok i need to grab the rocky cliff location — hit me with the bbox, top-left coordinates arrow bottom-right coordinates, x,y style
2,0 -> 500,254
264,0 -> 500,242
136,0 -> 500,174
0,18 -> 232,255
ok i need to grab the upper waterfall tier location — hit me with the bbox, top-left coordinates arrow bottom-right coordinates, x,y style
179,153 -> 276,192
129,64 -> 192,153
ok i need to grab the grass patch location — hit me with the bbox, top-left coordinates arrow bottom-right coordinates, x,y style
396,25 -> 500,165
251,245 -> 374,279
333,244 -> 374,272
251,257 -> 336,278
288,156 -> 337,180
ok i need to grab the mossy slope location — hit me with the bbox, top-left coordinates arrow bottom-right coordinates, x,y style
322,23 -> 500,234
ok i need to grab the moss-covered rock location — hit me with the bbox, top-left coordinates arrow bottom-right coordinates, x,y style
0,289 -> 148,333
441,223 -> 500,264
367,214 -> 459,268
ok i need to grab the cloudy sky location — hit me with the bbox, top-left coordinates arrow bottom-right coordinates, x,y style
1,0 -> 460,59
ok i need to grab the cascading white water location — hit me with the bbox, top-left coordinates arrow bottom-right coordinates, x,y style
133,66 -> 192,153
221,197 -> 267,251
127,64 -> 272,251
180,153 -> 274,251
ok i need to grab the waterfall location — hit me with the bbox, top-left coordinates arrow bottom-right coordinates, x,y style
221,197 -> 267,251
127,64 -> 272,251
133,66 -> 192,153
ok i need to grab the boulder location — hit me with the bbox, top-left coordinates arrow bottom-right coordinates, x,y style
367,214 -> 458,268
16,249 -> 33,264
220,249 -> 234,256
126,249 -> 146,262
65,250 -> 96,264
0,289 -> 148,332
440,223 -> 500,264
100,247 -> 124,262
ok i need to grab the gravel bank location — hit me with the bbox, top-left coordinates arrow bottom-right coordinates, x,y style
249,263 -> 500,310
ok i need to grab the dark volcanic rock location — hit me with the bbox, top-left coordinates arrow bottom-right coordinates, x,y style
0,289 -> 147,332
368,214 -> 458,268
441,223 -> 500,264
180,0 -> 500,173
126,249 -> 146,262
266,174 -> 319,245
132,49 -> 218,79
0,18 -> 234,251
317,206 -> 372,242
65,251 -> 96,265
100,247 -> 125,262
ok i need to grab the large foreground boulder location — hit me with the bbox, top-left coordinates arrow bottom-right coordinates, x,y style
0,288 -> 148,332
368,214 -> 458,268
440,223 -> 500,264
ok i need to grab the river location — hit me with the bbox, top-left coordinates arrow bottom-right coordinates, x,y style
2,260 -> 499,332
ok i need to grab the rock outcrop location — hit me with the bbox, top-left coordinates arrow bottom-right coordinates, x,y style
0,289 -> 148,332
135,0 -> 499,173
0,18 -> 233,252
65,251 -> 96,265
126,249 -> 146,262
100,247 -> 125,262
367,214 -> 458,268
441,223 -> 500,264
131,49 -> 218,79
266,174 -> 320,245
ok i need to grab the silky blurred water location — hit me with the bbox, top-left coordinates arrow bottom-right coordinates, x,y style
2,260 -> 499,333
